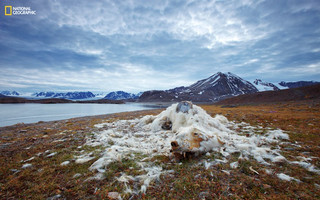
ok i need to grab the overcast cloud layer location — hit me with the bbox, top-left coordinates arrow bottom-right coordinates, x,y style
0,0 -> 320,93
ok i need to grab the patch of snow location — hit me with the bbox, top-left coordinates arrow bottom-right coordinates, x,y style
94,123 -> 109,128
22,163 -> 32,169
289,161 -> 320,174
277,173 -> 300,182
46,152 -> 57,158
264,169 -> 273,175
53,139 -> 67,143
204,161 -> 213,170
75,153 -> 95,164
230,161 -> 238,169
85,173 -> 105,181
23,157 -> 35,162
274,83 -> 289,90
60,161 -> 70,166
265,129 -> 289,141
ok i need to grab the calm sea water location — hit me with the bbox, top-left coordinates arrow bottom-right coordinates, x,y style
0,103 -> 163,127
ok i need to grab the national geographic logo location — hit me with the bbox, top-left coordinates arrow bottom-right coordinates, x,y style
5,6 -> 12,15
5,6 -> 36,16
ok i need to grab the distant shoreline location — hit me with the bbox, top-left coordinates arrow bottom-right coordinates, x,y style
0,108 -> 164,129
0,96 -> 124,104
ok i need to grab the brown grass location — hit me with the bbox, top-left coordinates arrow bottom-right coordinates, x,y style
0,101 -> 319,199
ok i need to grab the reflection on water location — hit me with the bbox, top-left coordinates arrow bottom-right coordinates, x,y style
0,103 -> 168,127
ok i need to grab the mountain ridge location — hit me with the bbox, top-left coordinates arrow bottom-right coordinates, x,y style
215,83 -> 320,105
279,81 -> 319,88
1,75 -> 319,102
139,72 -> 258,102
103,91 -> 141,100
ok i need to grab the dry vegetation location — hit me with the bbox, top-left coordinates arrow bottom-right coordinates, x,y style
0,100 -> 319,199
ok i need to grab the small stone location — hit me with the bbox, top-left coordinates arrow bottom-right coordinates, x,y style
283,147 -> 295,151
194,174 -> 201,179
263,184 -> 271,189
46,194 -> 61,200
199,191 -> 210,199
108,192 -> 120,199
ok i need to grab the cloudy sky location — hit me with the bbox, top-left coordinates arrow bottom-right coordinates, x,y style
0,0 -> 319,93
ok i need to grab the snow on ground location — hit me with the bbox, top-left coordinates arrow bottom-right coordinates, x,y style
277,173 -> 301,182
21,163 -> 32,169
80,102 -> 319,195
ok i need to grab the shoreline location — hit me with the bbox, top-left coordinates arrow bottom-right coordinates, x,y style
0,102 -> 169,128
0,108 -> 164,130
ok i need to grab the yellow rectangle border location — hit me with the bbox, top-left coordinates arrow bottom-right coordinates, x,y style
5,6 -> 12,16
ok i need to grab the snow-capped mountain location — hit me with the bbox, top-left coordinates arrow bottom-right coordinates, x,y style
139,72 -> 258,102
279,81 -> 319,89
253,79 -> 280,91
103,91 -> 141,100
94,92 -> 108,98
33,92 -> 55,98
32,91 -> 95,100
0,91 -> 20,96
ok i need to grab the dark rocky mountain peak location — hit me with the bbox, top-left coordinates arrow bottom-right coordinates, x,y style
139,72 -> 258,102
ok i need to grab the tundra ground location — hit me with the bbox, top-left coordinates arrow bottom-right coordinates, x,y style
0,100 -> 319,199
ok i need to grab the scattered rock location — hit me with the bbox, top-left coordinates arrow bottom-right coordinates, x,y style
108,192 -> 120,199
283,147 -> 295,151
199,191 -> 210,199
263,184 -> 271,189
194,174 -> 201,179
46,194 -> 62,200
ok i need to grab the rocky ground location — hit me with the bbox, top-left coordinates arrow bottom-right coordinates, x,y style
0,100 -> 319,199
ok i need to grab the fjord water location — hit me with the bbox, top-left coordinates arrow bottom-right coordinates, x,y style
0,103 -> 160,127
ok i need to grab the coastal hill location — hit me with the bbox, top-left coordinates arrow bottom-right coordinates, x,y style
215,83 -> 320,105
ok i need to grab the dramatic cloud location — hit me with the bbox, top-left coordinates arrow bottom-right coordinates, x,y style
0,0 -> 319,93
